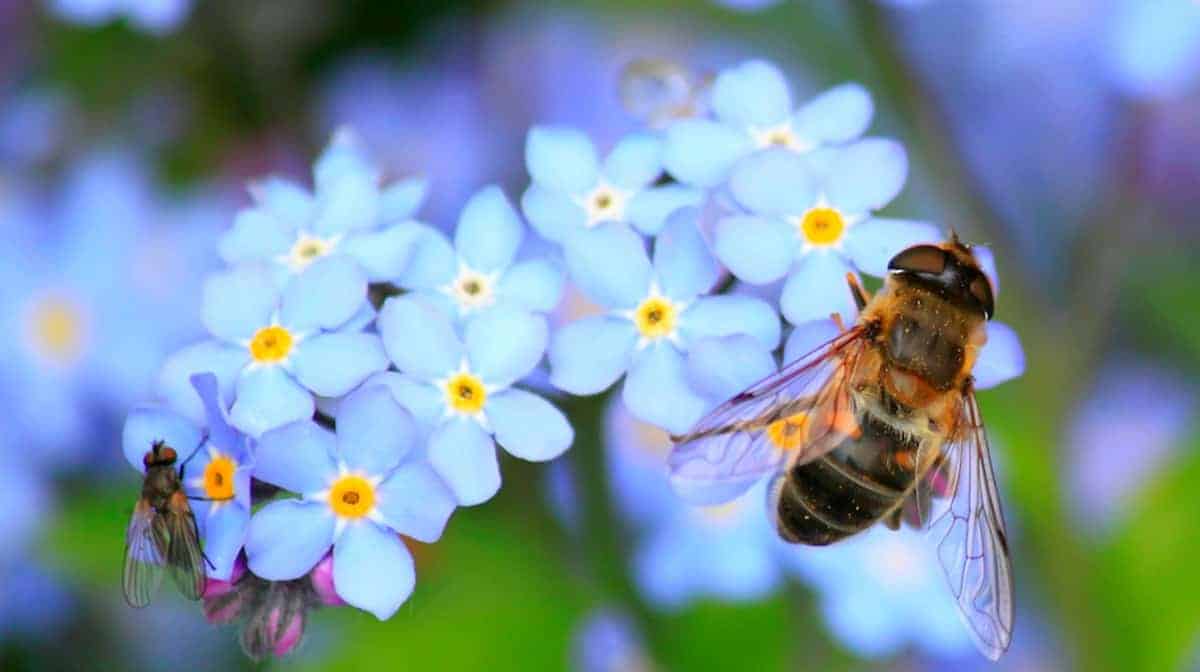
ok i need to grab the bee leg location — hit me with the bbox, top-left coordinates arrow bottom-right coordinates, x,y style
846,272 -> 871,311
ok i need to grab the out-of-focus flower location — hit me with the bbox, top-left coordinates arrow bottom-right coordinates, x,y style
663,60 -> 873,188
158,259 -> 386,437
521,127 -> 702,242
0,88 -> 73,166
46,0 -> 193,35
218,128 -> 427,288
550,210 -> 779,433
712,0 -> 783,11
1066,360 -> 1194,532
572,608 -> 658,672
398,185 -> 564,319
1105,0 -> 1200,100
715,143 -> 939,325
374,299 -> 573,505
780,527 -> 971,659
244,385 -> 456,620
0,562 -> 72,638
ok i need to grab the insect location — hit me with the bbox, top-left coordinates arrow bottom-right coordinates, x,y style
669,235 -> 1013,660
123,439 -> 207,608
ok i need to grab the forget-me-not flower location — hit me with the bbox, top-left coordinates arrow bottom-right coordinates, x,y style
48,0 -> 193,35
1105,0 -> 1200,100
396,185 -> 564,319
715,143 -> 940,324
572,608 -> 657,672
218,128 -> 428,287
521,126 -> 702,243
663,59 -> 873,188
550,209 -> 780,434
375,298 -> 573,506
244,385 -> 457,620
158,258 -> 387,437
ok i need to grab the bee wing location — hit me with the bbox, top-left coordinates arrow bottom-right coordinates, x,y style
923,385 -> 1014,661
668,325 -> 870,505
123,500 -> 169,608
165,491 -> 207,601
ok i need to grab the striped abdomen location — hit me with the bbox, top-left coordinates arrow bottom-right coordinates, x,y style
774,412 -> 921,546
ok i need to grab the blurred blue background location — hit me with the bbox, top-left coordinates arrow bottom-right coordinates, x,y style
2,0 -> 1199,670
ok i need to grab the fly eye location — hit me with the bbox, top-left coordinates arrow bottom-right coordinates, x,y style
969,275 -> 995,319
887,245 -> 947,275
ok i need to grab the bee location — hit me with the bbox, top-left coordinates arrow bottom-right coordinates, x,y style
123,439 -> 207,608
669,235 -> 1013,660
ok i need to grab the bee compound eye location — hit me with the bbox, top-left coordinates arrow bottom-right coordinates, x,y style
969,275 -> 995,319
887,245 -> 947,275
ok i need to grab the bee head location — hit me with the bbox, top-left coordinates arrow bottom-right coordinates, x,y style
887,240 -> 995,319
144,440 -> 178,467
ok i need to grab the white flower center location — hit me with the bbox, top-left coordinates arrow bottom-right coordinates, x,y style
285,233 -> 339,272
750,122 -> 811,152
444,266 -> 498,313
581,182 -> 629,227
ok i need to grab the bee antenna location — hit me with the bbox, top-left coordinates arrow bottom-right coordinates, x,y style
151,438 -> 165,453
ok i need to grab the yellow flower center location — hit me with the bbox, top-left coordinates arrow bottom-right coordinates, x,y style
445,372 -> 487,414
766,412 -> 810,451
288,234 -> 334,271
633,296 -> 677,340
248,325 -> 294,363
328,475 -> 376,518
27,295 -> 86,365
203,455 -> 237,501
697,499 -> 745,527
752,123 -> 808,151
799,207 -> 846,246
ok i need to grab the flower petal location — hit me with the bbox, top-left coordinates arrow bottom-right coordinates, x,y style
255,419 -> 337,493
626,184 -> 704,236
487,388 -> 573,461
455,185 -> 524,273
663,119 -> 751,188
526,126 -> 599,195
336,385 -> 416,475
314,169 -> 380,236
428,419 -> 501,506
203,503 -> 249,582
249,176 -> 314,226
498,258 -> 564,313
291,332 -> 388,398
678,295 -> 781,351
364,372 -> 444,432
563,222 -> 652,310
602,132 -> 663,189
377,295 -> 464,381
824,139 -> 908,214
396,223 -> 457,289
623,344 -> 709,435
158,342 -> 248,425
313,128 -> 377,190
333,522 -> 415,620
202,266 -> 278,342
779,253 -> 859,326
280,255 -> 367,333
711,60 -> 792,128
520,184 -> 586,244
339,224 -> 421,282
245,500 -> 334,581
218,209 -> 292,265
792,82 -> 873,146
230,367 -> 315,438
549,316 -> 637,395
122,406 -> 202,472
974,322 -> 1025,390
465,307 -> 547,388
729,148 -> 817,216
782,318 -> 841,365
685,334 -> 777,402
379,177 -> 428,223
653,208 -> 719,301
713,215 -> 794,284
843,217 -> 942,277
375,462 -> 456,542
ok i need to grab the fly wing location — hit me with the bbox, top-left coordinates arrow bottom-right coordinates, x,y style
123,500 -> 168,608
668,325 -> 870,505
165,490 -> 206,601
923,385 -> 1014,661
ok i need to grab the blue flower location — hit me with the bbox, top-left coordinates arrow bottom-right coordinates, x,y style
375,298 -> 573,505
243,385 -> 457,620
122,373 -> 253,581
1105,0 -> 1200,100
549,209 -> 780,434
521,126 -> 703,243
663,60 -> 873,188
158,258 -> 387,437
395,185 -> 564,319
572,609 -> 655,672
606,399 -> 783,607
714,143 -> 940,324
48,0 -> 193,34
780,527 -> 972,659
218,128 -> 428,288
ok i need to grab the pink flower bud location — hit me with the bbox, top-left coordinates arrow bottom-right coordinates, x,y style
309,552 -> 346,606
203,591 -> 244,624
202,554 -> 248,599
267,607 -> 304,657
